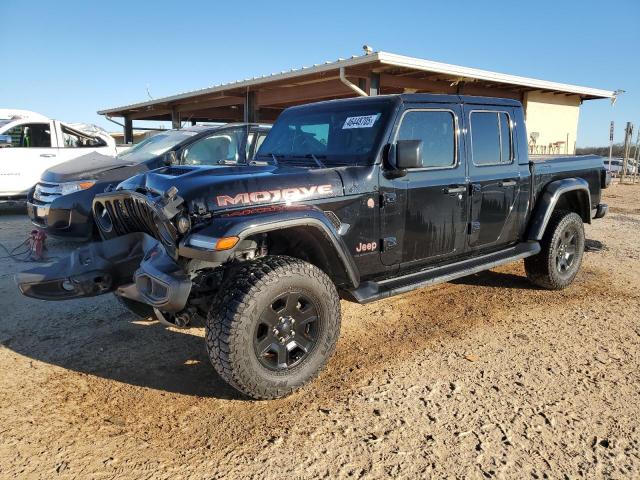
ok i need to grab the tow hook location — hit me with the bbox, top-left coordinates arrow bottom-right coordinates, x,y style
153,308 -> 192,328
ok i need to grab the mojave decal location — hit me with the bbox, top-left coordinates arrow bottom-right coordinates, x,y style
216,184 -> 333,207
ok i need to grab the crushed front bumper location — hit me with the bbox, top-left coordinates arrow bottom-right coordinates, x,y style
16,232 -> 191,312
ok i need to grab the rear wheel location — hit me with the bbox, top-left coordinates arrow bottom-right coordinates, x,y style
525,210 -> 585,289
205,256 -> 341,399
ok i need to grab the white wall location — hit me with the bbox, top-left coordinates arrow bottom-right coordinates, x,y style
524,92 -> 581,155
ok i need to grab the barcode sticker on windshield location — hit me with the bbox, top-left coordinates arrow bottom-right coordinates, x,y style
342,114 -> 380,129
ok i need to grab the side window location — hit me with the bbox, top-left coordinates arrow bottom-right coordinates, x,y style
61,125 -> 106,148
499,113 -> 512,163
183,132 -> 240,166
397,110 -> 455,168
5,123 -> 52,147
254,133 -> 267,152
470,111 -> 512,165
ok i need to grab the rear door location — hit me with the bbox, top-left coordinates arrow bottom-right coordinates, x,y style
464,106 -> 521,250
380,103 -> 468,268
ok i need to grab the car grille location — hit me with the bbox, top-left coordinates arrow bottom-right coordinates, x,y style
33,182 -> 62,205
93,192 -> 177,247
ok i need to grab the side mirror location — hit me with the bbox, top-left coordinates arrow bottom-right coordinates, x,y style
164,150 -> 178,165
0,134 -> 12,148
396,140 -> 423,169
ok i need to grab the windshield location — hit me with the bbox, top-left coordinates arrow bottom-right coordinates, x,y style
118,130 -> 197,163
256,100 -> 394,166
0,119 -> 13,131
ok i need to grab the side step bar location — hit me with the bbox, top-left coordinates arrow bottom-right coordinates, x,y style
343,241 -> 540,304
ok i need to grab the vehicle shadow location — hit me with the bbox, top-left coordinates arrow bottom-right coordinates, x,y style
0,201 -> 27,215
451,269 -> 535,290
1,303 -> 247,401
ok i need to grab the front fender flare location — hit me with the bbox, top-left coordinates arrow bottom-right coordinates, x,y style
527,178 -> 591,241
180,207 -> 360,288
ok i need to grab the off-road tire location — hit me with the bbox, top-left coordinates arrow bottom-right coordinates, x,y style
205,256 -> 341,399
525,210 -> 585,290
116,295 -> 156,320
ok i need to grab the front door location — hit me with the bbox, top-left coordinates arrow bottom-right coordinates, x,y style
464,107 -> 522,249
381,104 -> 468,268
0,121 -> 58,196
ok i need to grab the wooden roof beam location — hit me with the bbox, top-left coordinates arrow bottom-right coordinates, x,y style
175,96 -> 244,113
380,74 -> 457,93
257,79 -> 354,106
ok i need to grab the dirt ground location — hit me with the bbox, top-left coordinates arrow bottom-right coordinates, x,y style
0,184 -> 639,479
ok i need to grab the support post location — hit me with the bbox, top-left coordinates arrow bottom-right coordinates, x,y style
607,121 -> 614,173
124,116 -> 133,145
243,91 -> 257,123
634,129 -> 640,183
171,108 -> 181,129
369,72 -> 380,96
621,122 -> 632,184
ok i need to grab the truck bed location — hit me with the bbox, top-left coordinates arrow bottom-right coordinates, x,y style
530,154 -> 605,209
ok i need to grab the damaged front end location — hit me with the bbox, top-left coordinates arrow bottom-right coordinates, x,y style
16,232 -> 192,312
16,187 -> 194,314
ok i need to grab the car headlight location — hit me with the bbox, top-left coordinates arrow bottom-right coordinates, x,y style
61,180 -> 95,196
176,215 -> 191,235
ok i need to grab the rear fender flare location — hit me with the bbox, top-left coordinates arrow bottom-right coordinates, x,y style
527,178 -> 591,241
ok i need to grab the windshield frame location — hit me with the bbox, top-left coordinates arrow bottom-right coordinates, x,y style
256,98 -> 398,167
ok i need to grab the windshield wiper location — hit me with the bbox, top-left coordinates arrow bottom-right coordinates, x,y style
255,152 -> 280,166
305,154 -> 326,168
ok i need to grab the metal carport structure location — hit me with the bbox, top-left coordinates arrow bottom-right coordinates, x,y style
98,51 -> 615,153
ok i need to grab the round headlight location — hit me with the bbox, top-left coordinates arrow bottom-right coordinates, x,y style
176,215 -> 191,235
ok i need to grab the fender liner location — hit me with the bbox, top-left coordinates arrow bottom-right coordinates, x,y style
180,208 -> 360,288
527,178 -> 591,241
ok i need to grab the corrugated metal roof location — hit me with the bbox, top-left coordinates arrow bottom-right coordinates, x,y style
98,51 -> 615,115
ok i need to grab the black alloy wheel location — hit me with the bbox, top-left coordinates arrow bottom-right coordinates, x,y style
555,225 -> 579,276
254,291 -> 319,370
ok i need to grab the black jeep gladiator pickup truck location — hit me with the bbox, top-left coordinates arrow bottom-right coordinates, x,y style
17,94 -> 610,399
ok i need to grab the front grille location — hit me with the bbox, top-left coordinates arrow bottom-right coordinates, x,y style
93,192 -> 177,246
33,182 -> 62,205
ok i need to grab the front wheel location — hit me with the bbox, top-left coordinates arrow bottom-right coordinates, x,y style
205,256 -> 342,399
525,210 -> 585,290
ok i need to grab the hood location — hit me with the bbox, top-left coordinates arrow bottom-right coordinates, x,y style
41,152 -> 152,183
118,164 -> 345,213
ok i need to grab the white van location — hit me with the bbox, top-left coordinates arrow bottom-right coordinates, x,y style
0,109 -> 123,197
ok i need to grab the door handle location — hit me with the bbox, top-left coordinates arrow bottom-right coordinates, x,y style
443,185 -> 466,194
500,179 -> 517,187
39,154 -> 56,158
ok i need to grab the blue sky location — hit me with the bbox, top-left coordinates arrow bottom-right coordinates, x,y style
1,0 -> 638,147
